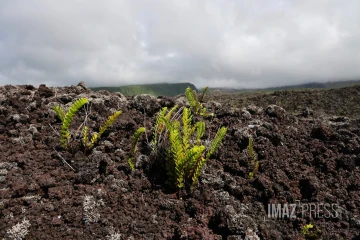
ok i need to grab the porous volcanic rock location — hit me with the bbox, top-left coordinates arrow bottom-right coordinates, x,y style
0,84 -> 359,239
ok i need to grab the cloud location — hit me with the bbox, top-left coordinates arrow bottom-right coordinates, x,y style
0,0 -> 359,88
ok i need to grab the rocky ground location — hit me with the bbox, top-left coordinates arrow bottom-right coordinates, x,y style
207,85 -> 360,119
0,83 -> 359,239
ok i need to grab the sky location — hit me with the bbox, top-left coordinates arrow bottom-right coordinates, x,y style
0,0 -> 359,89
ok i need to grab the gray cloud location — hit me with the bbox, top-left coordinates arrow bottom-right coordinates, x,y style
0,0 -> 359,88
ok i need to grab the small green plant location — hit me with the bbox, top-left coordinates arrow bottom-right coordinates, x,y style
82,111 -> 122,150
301,223 -> 322,239
53,98 -> 121,152
53,98 -> 89,149
199,86 -> 208,103
162,107 -> 227,195
301,223 -> 314,235
127,127 -> 146,170
248,137 -> 259,179
185,86 -> 212,116
150,105 -> 180,151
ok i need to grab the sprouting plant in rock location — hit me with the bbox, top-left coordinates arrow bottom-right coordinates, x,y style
127,127 -> 145,170
53,98 -> 89,149
161,107 -> 227,196
248,137 -> 259,179
82,110 -> 122,151
301,223 -> 321,239
150,105 -> 181,151
185,86 -> 212,117
53,98 -> 121,153
301,224 -> 314,235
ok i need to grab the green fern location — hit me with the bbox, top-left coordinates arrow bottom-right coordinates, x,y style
185,86 -> 211,116
205,127 -> 227,161
199,86 -> 208,103
88,111 -> 121,149
191,126 -> 227,187
194,121 -> 205,144
248,137 -> 259,179
162,107 -> 227,193
302,224 -> 314,235
53,106 -> 65,122
185,86 -> 200,114
127,127 -> 146,170
182,107 -> 192,151
53,98 -> 89,149
82,125 -> 89,147
150,105 -> 178,151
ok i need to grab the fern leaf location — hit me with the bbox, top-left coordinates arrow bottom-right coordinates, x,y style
82,126 -> 89,147
133,127 -> 145,152
191,154 -> 207,188
90,133 -> 98,147
127,156 -> 135,171
98,111 -> 122,137
205,126 -> 227,160
248,137 -> 256,164
200,107 -> 207,116
185,87 -> 197,112
195,121 -> 205,144
60,98 -> 88,148
165,105 -> 178,121
248,137 -> 259,179
199,86 -> 208,103
168,126 -> 184,188
155,107 -> 168,133
53,106 -> 65,122
151,107 -> 168,149
88,111 -> 121,149
184,145 -> 205,177
127,127 -> 145,170
192,89 -> 199,110
182,107 -> 192,151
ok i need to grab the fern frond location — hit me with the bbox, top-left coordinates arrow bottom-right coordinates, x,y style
98,111 -> 122,137
127,127 -> 145,170
248,137 -> 259,179
88,111 -> 121,149
82,126 -> 89,147
90,133 -> 98,147
165,105 -> 178,121
60,98 -> 88,148
53,106 -> 65,122
167,124 -> 185,188
205,126 -> 227,160
151,107 -> 168,150
182,107 -> 192,151
200,107 -> 207,116
127,156 -> 135,171
126,127 -> 146,170
185,87 -> 197,112
248,138 -> 256,164
184,145 -> 205,177
195,121 -> 205,144
133,127 -> 145,152
199,86 -> 208,103
191,153 -> 207,188
155,107 -> 168,133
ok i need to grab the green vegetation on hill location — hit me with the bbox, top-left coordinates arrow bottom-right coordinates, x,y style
91,82 -> 198,97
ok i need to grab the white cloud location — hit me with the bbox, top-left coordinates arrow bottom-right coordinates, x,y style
0,0 -> 359,88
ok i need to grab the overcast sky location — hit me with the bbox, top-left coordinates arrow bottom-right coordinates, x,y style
0,0 -> 359,89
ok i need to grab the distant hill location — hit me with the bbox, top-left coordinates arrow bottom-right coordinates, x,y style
91,79 -> 360,97
206,79 -> 360,93
91,82 -> 198,97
